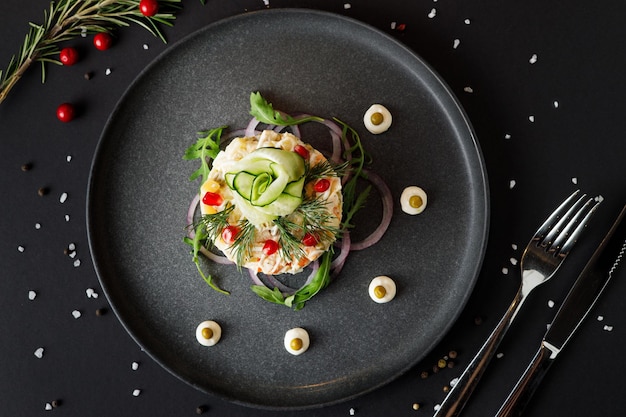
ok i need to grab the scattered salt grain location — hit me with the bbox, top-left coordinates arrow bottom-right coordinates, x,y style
453,38 -> 460,49
132,361 -> 140,371
35,222 -> 41,229
349,407 -> 356,415
66,155 -> 72,162
45,403 -> 53,410
105,68 -> 112,76
132,389 -> 142,397
29,290 -> 37,300
597,315 -> 604,321
510,258 -> 518,266
603,325 -> 614,332
343,3 -> 351,9
496,352 -> 504,359
390,21 -> 396,30
502,267 -> 509,275
509,179 -> 516,189
548,300 -> 555,308
73,259 -> 81,267
450,377 -> 459,387
512,243 -> 518,250
18,245 -> 25,252
65,214 -> 70,222
262,0 -> 269,6
428,8 -> 437,18
72,310 -> 82,319
553,100 -> 559,108
143,43 -> 149,50
463,86 -> 474,93
529,53 -> 538,64
86,288 -> 98,299
434,404 -> 441,411
59,192 -> 68,203
34,347 -> 44,358
81,27 -> 87,38
571,177 -> 578,185
504,133 -> 511,139
595,195 -> 604,203
68,243 -> 76,251
68,251 -> 76,259
528,115 -> 535,122
464,18 -> 471,24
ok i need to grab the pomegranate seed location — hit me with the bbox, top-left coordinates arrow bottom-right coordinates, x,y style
202,192 -> 223,206
221,226 -> 239,244
294,145 -> 309,159
302,233 -> 317,247
314,179 -> 330,193
262,240 -> 279,256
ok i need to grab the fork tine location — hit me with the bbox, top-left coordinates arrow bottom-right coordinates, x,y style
557,198 -> 602,256
541,193 -> 589,247
534,190 -> 580,242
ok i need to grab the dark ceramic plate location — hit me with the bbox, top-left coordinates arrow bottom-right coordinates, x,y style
87,9 -> 488,409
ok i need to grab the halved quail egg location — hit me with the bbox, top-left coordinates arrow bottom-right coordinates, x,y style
368,275 -> 397,303
195,320 -> 222,346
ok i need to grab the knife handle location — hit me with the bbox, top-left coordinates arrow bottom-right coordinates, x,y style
495,343 -> 556,417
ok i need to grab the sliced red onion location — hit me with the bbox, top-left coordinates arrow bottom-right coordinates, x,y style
245,117 -> 260,137
186,193 -> 200,239
331,232 -> 351,277
351,170 -> 393,251
199,246 -> 234,265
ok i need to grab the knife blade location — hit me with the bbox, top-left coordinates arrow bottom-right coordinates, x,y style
495,203 -> 626,417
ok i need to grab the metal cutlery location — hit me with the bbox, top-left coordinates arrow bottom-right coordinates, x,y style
495,203 -> 626,417
433,190 -> 601,417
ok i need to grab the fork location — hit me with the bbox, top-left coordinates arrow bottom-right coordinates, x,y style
433,190 -> 601,417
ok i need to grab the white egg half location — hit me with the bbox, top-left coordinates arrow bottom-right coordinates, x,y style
195,320 -> 222,346
284,327 -> 310,355
363,104 -> 392,134
400,186 -> 428,215
368,275 -> 397,303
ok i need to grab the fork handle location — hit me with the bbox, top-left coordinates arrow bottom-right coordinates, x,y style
494,343 -> 555,417
433,291 -> 524,417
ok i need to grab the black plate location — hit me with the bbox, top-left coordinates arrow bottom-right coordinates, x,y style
87,9 -> 489,409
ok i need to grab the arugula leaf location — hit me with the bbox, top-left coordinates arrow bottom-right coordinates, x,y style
184,224 -> 230,295
250,285 -> 286,305
290,250 -> 333,310
183,126 -> 226,183
249,92 -> 323,126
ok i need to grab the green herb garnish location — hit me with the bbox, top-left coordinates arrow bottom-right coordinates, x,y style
249,91 -> 323,126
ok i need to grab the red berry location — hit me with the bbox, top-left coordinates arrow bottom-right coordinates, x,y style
202,192 -> 223,206
139,0 -> 159,17
262,240 -> 279,256
56,103 -> 75,123
313,178 -> 331,193
221,225 -> 239,244
93,32 -> 113,51
294,145 -> 309,159
302,233 -> 317,247
59,47 -> 79,66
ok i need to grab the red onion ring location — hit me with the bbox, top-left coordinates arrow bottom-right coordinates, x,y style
350,170 -> 393,251
331,231 -> 351,277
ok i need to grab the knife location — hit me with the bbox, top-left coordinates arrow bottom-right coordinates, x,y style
494,203 -> 626,417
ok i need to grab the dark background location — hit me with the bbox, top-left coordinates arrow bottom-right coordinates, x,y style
1,1 -> 625,416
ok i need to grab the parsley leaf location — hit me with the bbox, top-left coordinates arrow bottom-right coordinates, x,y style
249,91 -> 322,126
183,126 -> 226,183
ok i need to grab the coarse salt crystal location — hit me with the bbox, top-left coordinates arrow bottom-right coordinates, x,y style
509,179 -> 516,189
29,290 -> 37,300
571,177 -> 578,185
496,352 -> 504,359
553,100 -> 559,108
603,325 -> 613,332
18,245 -> 25,253
450,377 -> 459,387
263,0 -> 269,6
65,214 -> 70,222
105,68 -> 112,76
34,347 -> 44,358
548,300 -> 555,308
59,192 -> 68,203
453,39 -> 460,49
132,389 -> 142,397
69,251 -> 76,259
68,243 -> 76,251
434,404 -> 441,411
510,257 -> 518,266
463,86 -> 474,93
35,222 -> 41,229
45,403 -> 53,410
143,43 -> 149,50
72,310 -> 82,319
529,53 -> 538,64
597,315 -> 604,321
86,288 -> 99,298
132,361 -> 140,371
502,267 -> 509,275
66,155 -> 72,162
464,18 -> 471,24
504,133 -> 511,139
512,243 -> 518,250
528,115 -> 535,122
349,407 -> 356,415
343,3 -> 351,9
595,195 -> 604,203
390,21 -> 396,29
73,259 -> 81,267
428,8 -> 437,18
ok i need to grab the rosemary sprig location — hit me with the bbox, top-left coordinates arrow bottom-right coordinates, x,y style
0,0 -> 183,104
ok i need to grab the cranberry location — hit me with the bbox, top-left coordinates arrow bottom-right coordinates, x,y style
221,225 -> 239,244
59,47 -> 78,66
314,179 -> 330,193
56,103 -> 75,123
139,0 -> 159,17
302,233 -> 317,247
262,240 -> 279,256
202,192 -> 223,206
294,145 -> 309,159
93,32 -> 113,51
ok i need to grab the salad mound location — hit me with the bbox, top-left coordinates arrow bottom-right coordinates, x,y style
201,130 -> 343,275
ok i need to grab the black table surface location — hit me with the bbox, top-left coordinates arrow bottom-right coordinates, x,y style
2,1 -> 625,416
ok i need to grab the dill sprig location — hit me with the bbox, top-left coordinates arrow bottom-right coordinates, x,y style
0,0 -> 184,104
230,220 -> 256,268
200,205 -> 235,243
